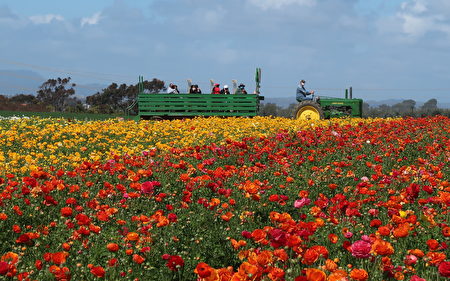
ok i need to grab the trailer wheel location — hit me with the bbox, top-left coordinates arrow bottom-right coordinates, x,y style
293,101 -> 324,120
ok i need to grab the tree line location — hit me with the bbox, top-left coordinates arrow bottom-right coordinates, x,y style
0,77 -> 165,114
1,76 -> 449,118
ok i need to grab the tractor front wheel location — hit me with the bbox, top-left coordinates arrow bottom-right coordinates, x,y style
293,100 -> 324,120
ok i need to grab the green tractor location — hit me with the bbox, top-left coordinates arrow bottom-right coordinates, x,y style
293,88 -> 363,120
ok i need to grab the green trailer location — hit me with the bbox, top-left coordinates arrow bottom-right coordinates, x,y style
132,68 -> 264,120
136,93 -> 264,119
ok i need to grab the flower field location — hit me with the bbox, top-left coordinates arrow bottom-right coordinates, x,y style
0,116 -> 449,280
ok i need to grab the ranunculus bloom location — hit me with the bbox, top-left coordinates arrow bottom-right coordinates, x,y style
302,248 -> 319,265
60,207 -> 73,217
133,254 -> 145,264
0,262 -> 8,275
166,255 -> 184,271
106,243 -> 119,252
51,252 -> 68,265
305,268 -> 326,281
351,240 -> 372,259
404,255 -> 418,265
350,268 -> 368,281
410,275 -> 426,281
90,266 -> 105,278
195,262 -> 213,278
141,181 -> 155,194
438,261 -> 450,277
294,198 -> 311,208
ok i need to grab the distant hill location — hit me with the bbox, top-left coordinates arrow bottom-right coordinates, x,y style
262,97 -> 450,109
0,69 -> 106,100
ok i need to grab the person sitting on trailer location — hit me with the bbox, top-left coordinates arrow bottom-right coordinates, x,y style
221,85 -> 231,94
189,84 -> 201,94
235,84 -> 248,94
211,83 -> 221,94
194,85 -> 202,93
167,83 -> 179,94
296,79 -> 314,101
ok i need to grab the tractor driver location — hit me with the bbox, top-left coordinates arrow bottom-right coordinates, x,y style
296,80 -> 315,102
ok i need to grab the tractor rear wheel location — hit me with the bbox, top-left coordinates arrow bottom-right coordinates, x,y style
293,100 -> 324,120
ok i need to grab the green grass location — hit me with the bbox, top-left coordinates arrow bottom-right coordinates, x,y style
0,111 -> 131,121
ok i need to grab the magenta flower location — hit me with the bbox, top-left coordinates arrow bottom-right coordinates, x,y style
351,240 -> 372,259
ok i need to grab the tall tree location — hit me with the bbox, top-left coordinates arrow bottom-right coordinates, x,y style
421,98 -> 438,112
37,77 -> 76,111
86,78 -> 165,114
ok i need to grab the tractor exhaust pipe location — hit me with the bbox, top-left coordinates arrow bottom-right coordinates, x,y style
350,87 -> 353,99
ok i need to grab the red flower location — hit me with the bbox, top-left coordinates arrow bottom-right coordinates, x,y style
90,266 -> 105,278
195,262 -> 213,278
60,207 -> 73,217
75,213 -> 91,226
0,262 -> 8,275
166,255 -> 184,271
438,261 -> 450,277
133,254 -> 145,264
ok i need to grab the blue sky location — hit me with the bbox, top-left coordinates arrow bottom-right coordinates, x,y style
1,0 -> 450,103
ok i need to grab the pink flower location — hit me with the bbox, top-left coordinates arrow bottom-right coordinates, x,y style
404,255 -> 418,265
351,240 -> 372,259
294,198 -> 311,208
344,231 -> 353,239
410,275 -> 426,281
368,209 -> 379,216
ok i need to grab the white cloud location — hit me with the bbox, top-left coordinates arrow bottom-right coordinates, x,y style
29,14 -> 64,24
247,0 -> 315,10
378,0 -> 450,38
81,12 -> 102,27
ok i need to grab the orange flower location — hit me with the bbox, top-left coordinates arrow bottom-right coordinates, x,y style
408,249 -> 425,258
393,223 -> 410,238
268,267 -> 285,280
426,239 -> 439,251
0,213 -> 7,220
51,252 -> 68,265
90,266 -> 105,278
372,239 -> 394,256
62,243 -> 71,251
302,248 -> 319,265
1,252 -> 19,264
305,268 -> 326,281
273,249 -> 288,262
350,268 -> 368,281
328,234 -> 339,244
194,262 -> 214,278
221,212 -> 234,222
443,226 -> 450,237
328,269 -> 347,281
426,252 -> 446,265
132,254 -> 145,264
394,272 -> 404,280
106,243 -> 119,252
256,251 -> 273,266
251,229 -> 267,243
325,259 -> 338,272
239,262 -> 258,275
377,226 -> 391,236
126,232 -> 139,241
